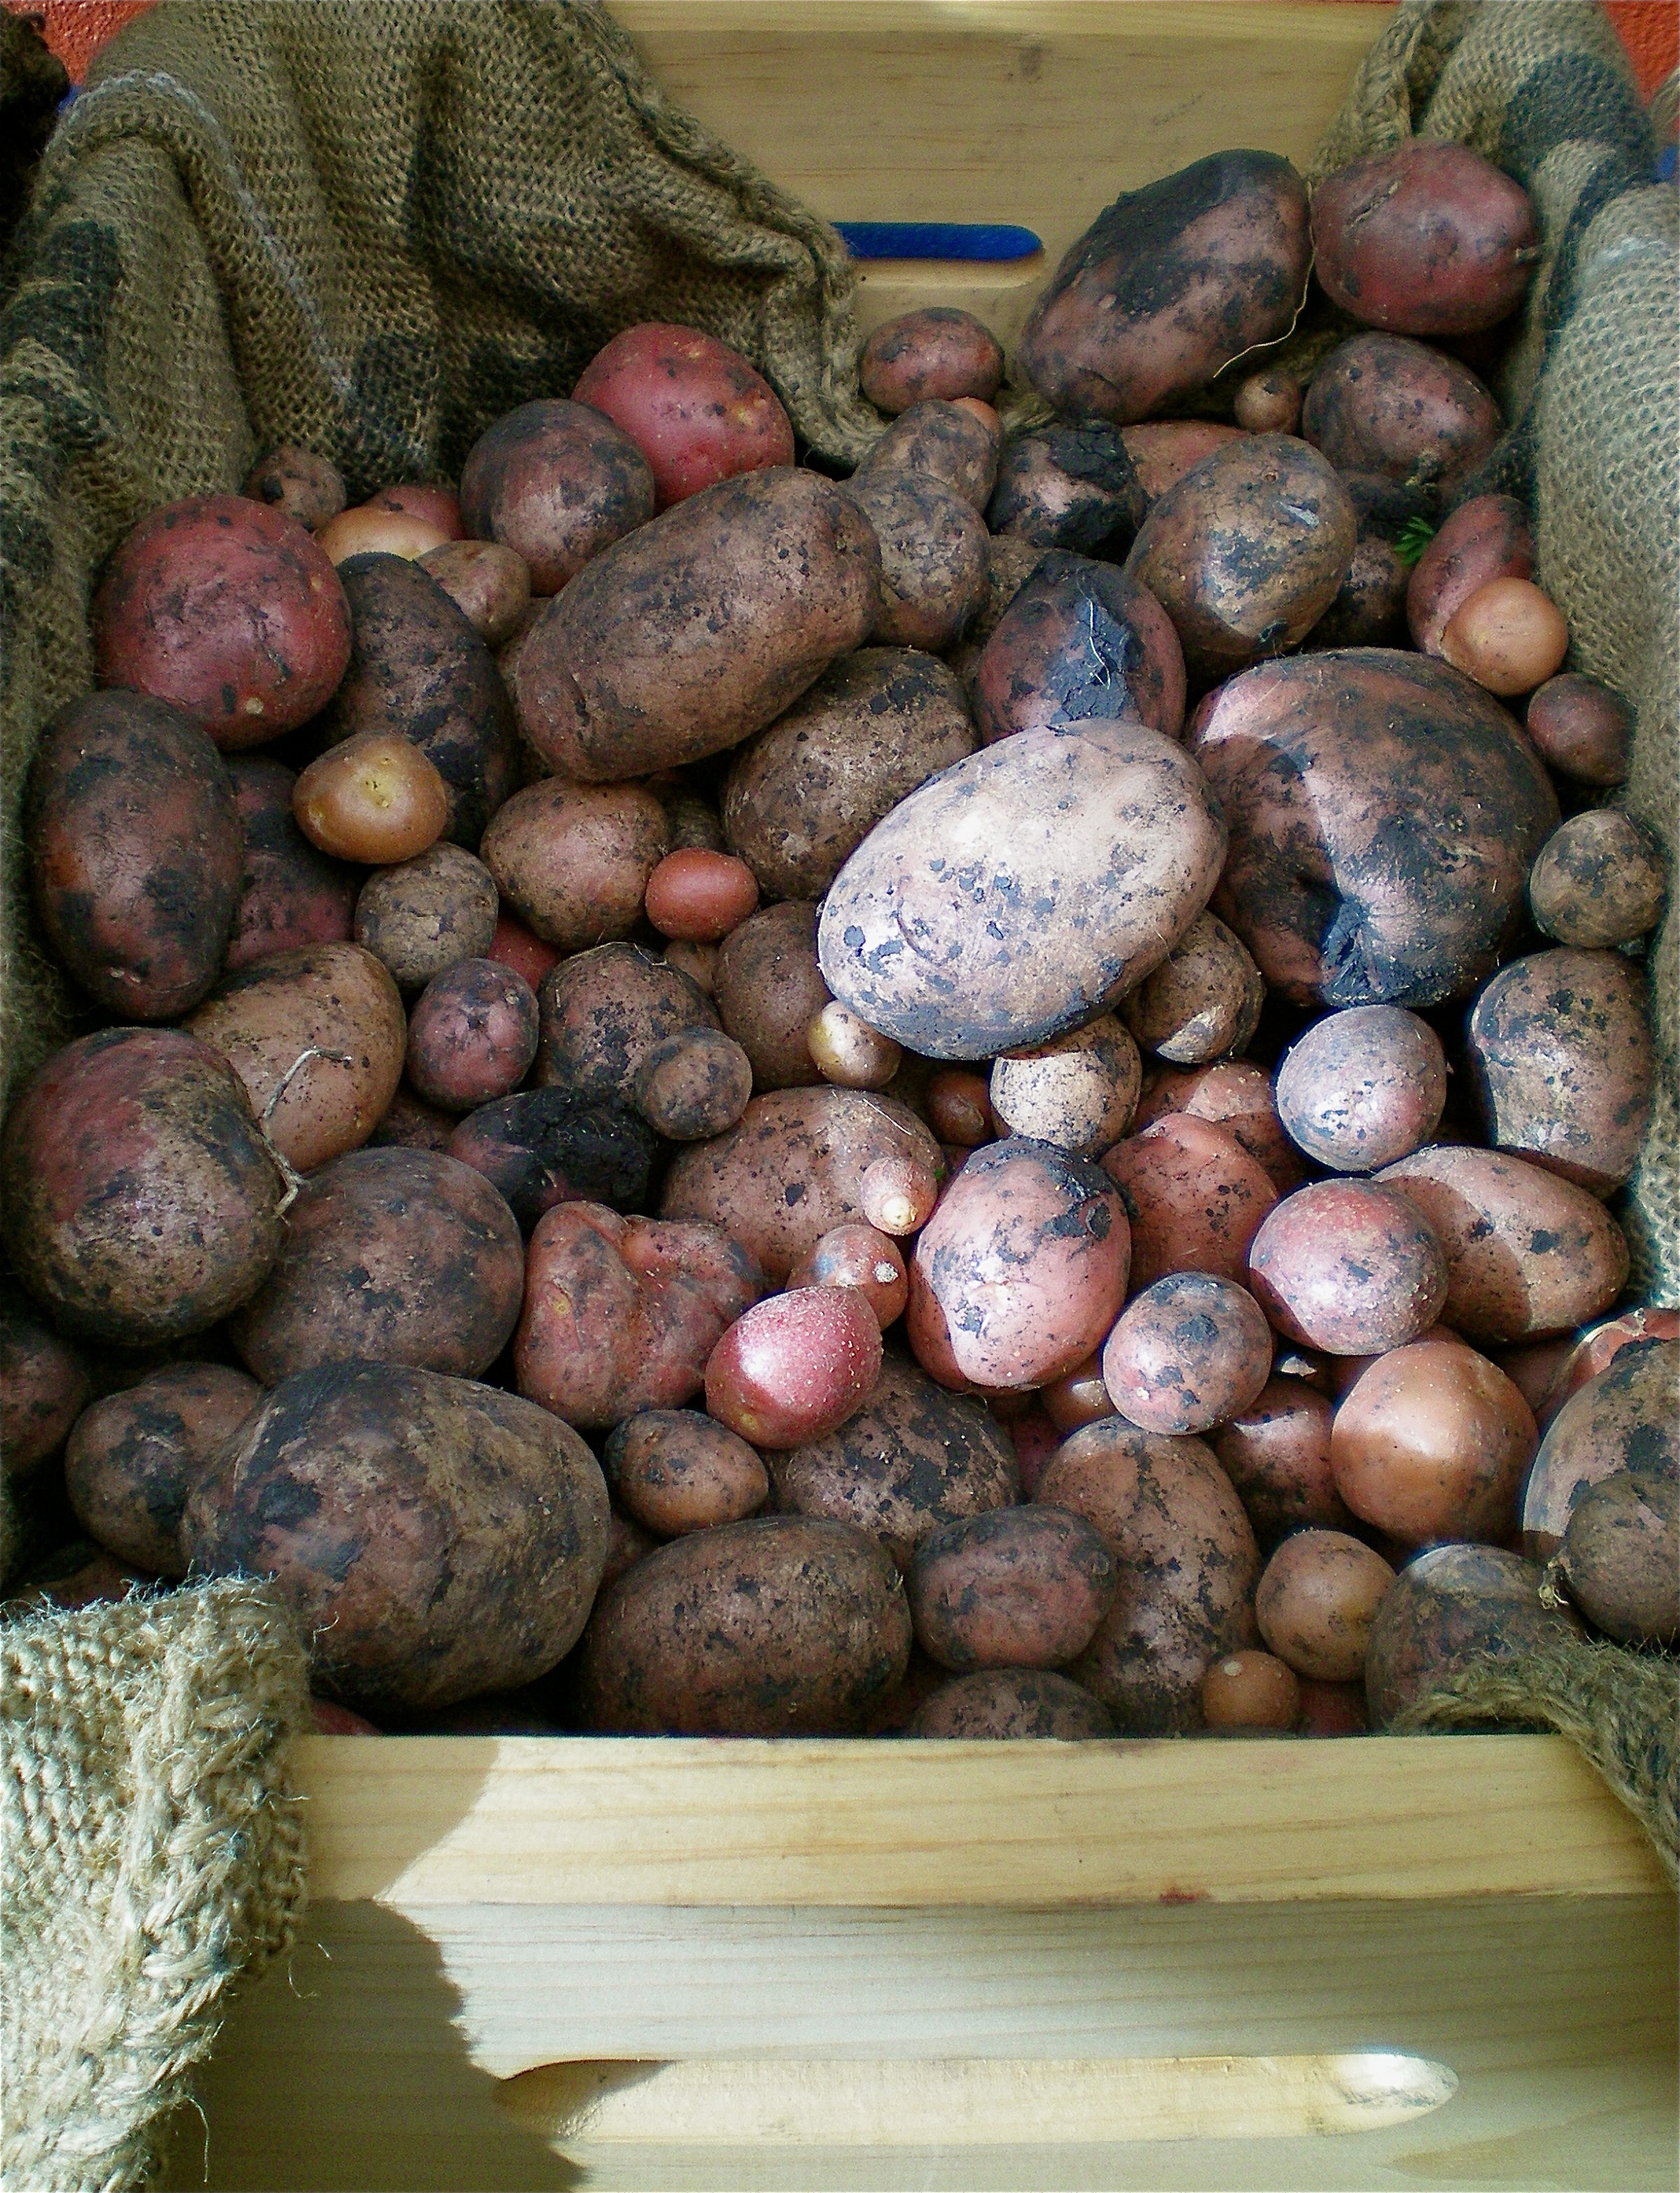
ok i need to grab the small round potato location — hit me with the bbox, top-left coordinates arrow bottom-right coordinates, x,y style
808,1003 -> 903,1092
354,841 -> 500,990
632,1027 -> 754,1141
1255,1529 -> 1395,1683
984,423 -> 1145,559
1100,1116 -> 1278,1291
64,1362 -> 263,1577
1406,492 -> 1532,659
1528,811 -> 1667,949
1441,577 -> 1568,696
538,944 -> 717,1106
842,470 -> 990,652
908,1506 -> 1116,1672
787,1224 -> 908,1330
293,731 -> 451,864
243,445 -> 347,532
973,550 -> 1186,748
1330,1339 -> 1536,1548
416,538 -> 531,646
1364,1542 -> 1582,1728
927,1070 -> 996,1148
1101,1273 -> 1272,1436
643,850 -> 760,944
405,958 -> 540,1113
1120,913 -> 1264,1065
853,398 -> 1002,512
458,397 -> 656,591
861,309 -> 1004,414
714,902 -> 832,1092
1209,1380 -> 1350,1541
482,778 -> 670,951
909,1669 -> 1116,1739
988,1016 -> 1141,1156
1302,335 -> 1502,493
1557,1469 -> 1678,1646
1274,1006 -> 1448,1172
1200,1650 -> 1300,1730
1247,1180 -> 1448,1356
1233,372 -> 1301,434
445,1086 -> 659,1229
1525,673 -> 1632,787
601,1408 -> 769,1536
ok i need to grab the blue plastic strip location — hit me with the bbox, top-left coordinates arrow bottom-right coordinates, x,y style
833,221 -> 1043,262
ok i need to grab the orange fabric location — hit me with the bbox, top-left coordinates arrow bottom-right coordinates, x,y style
1605,0 -> 1679,104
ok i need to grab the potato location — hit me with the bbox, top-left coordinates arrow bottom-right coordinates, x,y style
926,1070 -> 995,1148
186,941 -> 407,1172
0,1300 -> 90,1476
1441,577 -> 1569,696
1308,474 -> 1432,651
1378,1145 -> 1629,1345
1042,1354 -> 1119,1436
1201,1650 -> 1301,1730
1363,1542 -> 1582,1728
909,1669 -> 1116,1739
1036,1418 -> 1260,1732
840,470 -> 990,652
1525,673 -> 1633,787
808,1003 -> 902,1093
907,1506 -> 1114,1669
1126,435 -> 1356,684
571,323 -> 794,509
986,424 -> 1146,557
1018,149 -> 1310,424
1528,812 -> 1667,950
514,469 -> 880,780
1210,1379 -> 1350,1541
416,538 -> 531,645
1190,650 -> 1560,1008
482,778 -> 668,953
973,551 -> 1186,747
852,398 -> 1002,511
1331,1339 -> 1536,1548
514,1203 -> 764,1430
722,649 -> 976,902
227,756 -> 358,973
1310,141 -> 1539,337
1233,371 -> 1301,435
368,1085 -> 456,1154
370,485 -> 464,538
788,1224 -> 908,1330
1295,1677 -> 1368,1737
766,1354 -> 1019,1569
64,1362 -> 262,1577
661,1085 -> 944,1282
92,493 -> 351,747
458,397 -> 655,590
1302,335 -> 1502,493
317,504 -> 451,565
537,943 -> 716,1106
1100,1114 -> 1278,1291
1,1029 -> 285,1345
1534,1309 -> 1680,1430
354,841 -> 499,989
1275,1005 -> 1447,1172
1134,1058 -> 1306,1195
578,1513 -> 909,1734
633,1027 -> 754,1142
404,959 -> 538,1113
447,1087 -> 659,1229
1557,1469 -> 1678,1646
602,1508 -> 662,1592
25,692 -> 241,1019
966,534 -> 1047,654
706,1284 -> 883,1449
1405,492 -> 1532,657
1248,1179 -> 1448,1355
1120,912 -> 1263,1065
182,1360 -> 608,1714
1101,1273 -> 1272,1436
713,901 -> 831,1091
293,731 -> 451,864
243,444 -> 346,532
860,309 -> 1004,414
644,850 -> 759,944
1519,1338 -> 1679,1557
1255,1529 -> 1394,1682
819,721 -> 1224,1059
988,1016 -> 1141,1155
602,1408 -> 768,1537
1121,421 -> 1246,504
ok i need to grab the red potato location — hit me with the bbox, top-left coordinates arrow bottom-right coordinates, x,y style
92,493 -> 351,747
1440,576 -> 1569,696
851,400 -> 1003,512
926,1070 -> 996,1148
1121,421 -> 1247,504
1301,334 -> 1502,493
601,1409 -> 769,1537
644,850 -> 760,944
317,505 -> 451,564
537,944 -> 717,1108
1296,1678 -> 1369,1737
1520,1338 -> 1679,1559
860,308 -> 1005,414
482,778 -> 669,952
1364,1542 -> 1581,1728
459,398 -> 656,591
1326,1321 -> 1462,1403
1247,1179 -> 1448,1356
1210,1380 -> 1352,1541
909,1669 -> 1117,1739
572,323 -> 794,510
405,958 -> 539,1113
243,446 -> 346,532
788,1225 -> 907,1330
984,423 -> 1146,559
973,551 -> 1186,748
488,911 -> 561,993
1042,1354 -> 1120,1434
1200,1651 -> 1300,1730
1100,1114 -> 1278,1292
226,755 -> 358,973
310,1700 -> 382,1735
1525,673 -> 1633,787
1255,1529 -> 1395,1683
370,484 -> 464,538
64,1362 -> 262,1576
1330,1339 -> 1536,1548
908,1506 -> 1116,1672
1406,493 -> 1533,657
293,731 -> 451,864
1274,1006 -> 1448,1172
1536,1309 -> 1680,1431
1134,1060 -> 1306,1196
705,1285 -> 883,1449
1101,1272 -> 1272,1436
416,539 -> 531,647
0,1302 -> 90,1476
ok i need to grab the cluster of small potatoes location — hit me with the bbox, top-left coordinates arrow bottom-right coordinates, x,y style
4,136 -> 1675,1743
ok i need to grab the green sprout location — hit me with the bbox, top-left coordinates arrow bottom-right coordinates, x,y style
1393,515 -> 1437,567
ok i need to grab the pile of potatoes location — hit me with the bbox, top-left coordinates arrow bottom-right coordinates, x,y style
4,139 -> 1674,1742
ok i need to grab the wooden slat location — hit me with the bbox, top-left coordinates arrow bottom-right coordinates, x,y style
299,1734 -> 1667,1907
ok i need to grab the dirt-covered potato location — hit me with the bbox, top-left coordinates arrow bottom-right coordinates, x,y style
183,1360 -> 608,1714
910,1668 -> 1116,1738
405,959 -> 539,1112
64,1361 -> 262,1576
25,692 -> 241,1020
840,470 -> 990,652
1036,1418 -> 1260,1732
416,538 -> 531,646
1308,474 -> 1433,651
0,1300 -> 90,1477
537,944 -> 716,1106
1406,492 -> 1532,657
1275,1005 -> 1446,1172
1126,435 -> 1356,685
514,468 -> 880,780
1134,1058 -> 1306,1194
1520,1338 -> 1679,1557
368,1085 -> 457,1153
1302,335 -> 1502,492
602,1408 -> 769,1536
354,841 -> 499,990
766,1354 -> 1019,1569
1378,1145 -> 1629,1345
1557,1469 -> 1678,1646
1525,673 -> 1633,787
973,551 -> 1185,748
1101,1273 -> 1272,1436
722,649 -> 976,902
1331,1338 -> 1536,1548
459,398 -> 655,592
1465,948 -> 1654,1196
987,1016 -> 1140,1155
447,1086 -> 659,1230
1233,371 -> 1302,435
1122,421 -> 1246,503
1100,1115 -> 1278,1291
861,310 -> 1004,414
320,552 -> 518,846
186,941 -> 407,1172
571,323 -> 795,510
227,755 -> 358,973
1018,150 -> 1310,424
632,1026 -> 754,1141
576,1514 -> 911,1735
852,398 -> 1003,511
1190,650 -> 1560,1009
514,1203 -> 764,1430
907,1506 -> 1114,1670
243,444 -> 346,532
1,1029 -> 286,1345
713,901 -> 831,1091
1534,1309 -> 1680,1431
484,778 -> 670,953
1120,912 -> 1264,1065
1363,1541 -> 1581,1727
819,721 -> 1224,1059
1255,1529 -> 1394,1683
1248,1179 -> 1448,1355
660,1086 -> 943,1282
1528,811 -> 1667,950
985,424 -> 1146,556
1210,1380 -> 1350,1541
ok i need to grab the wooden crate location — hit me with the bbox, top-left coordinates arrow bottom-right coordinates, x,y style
154,8 -> 1678,2187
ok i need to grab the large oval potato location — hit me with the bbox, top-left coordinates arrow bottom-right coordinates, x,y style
818,722 -> 1224,1059
973,552 -> 1185,746
514,468 -> 880,780
459,397 -> 655,591
1303,335 -> 1502,492
576,1514 -> 911,1735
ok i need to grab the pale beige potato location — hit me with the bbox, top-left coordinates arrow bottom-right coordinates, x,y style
988,1015 -> 1140,1156
1121,911 -> 1264,1064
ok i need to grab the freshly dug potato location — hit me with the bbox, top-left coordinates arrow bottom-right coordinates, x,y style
1363,1541 -> 1581,1727
1018,150 -> 1310,424
1528,811 -> 1667,950
819,721 -> 1224,1059
570,323 -> 794,510
368,1085 -> 457,1153
1199,1649 -> 1298,1729
537,944 -> 716,1106
1556,1469 -> 1678,1646
1275,1005 -> 1447,1172
1525,673 -> 1633,787
601,1507 -> 662,1592
243,444 -> 346,532
1233,371 -> 1302,435
1535,1308 -> 1680,1429
988,1016 -> 1140,1155
447,1086 -> 659,1229
1126,435 -> 1356,684
1190,650 -> 1560,1008
632,1027 -> 754,1142
840,470 -> 990,652
1120,912 -> 1264,1065
1301,335 -> 1502,492
226,756 -> 358,972
25,692 -> 241,1019
514,1203 -> 764,1430
986,424 -> 1146,557
602,1409 -> 768,1537
660,1086 -> 943,1282
788,1223 -> 908,1330
370,484 -> 463,537
1,1028 -> 285,1345
1134,1058 -> 1306,1195
644,850 -> 760,944
1036,1418 -> 1260,1732
908,1506 -> 1114,1670
514,469 -> 880,780
1378,1145 -> 1629,1345
92,493 -> 351,747
1210,1380 -> 1350,1541
64,1362 -> 262,1576
1122,421 -> 1247,504
808,1002 -> 902,1092
186,941 -> 407,1172
1255,1529 -> 1394,1682
973,551 -> 1186,746
1520,1338 -> 1679,1557
1310,141 -> 1539,337
722,649 -> 976,902
404,960 -> 539,1112
183,1360 -> 609,1714
861,309 -> 1004,414
1406,492 -> 1532,657
1101,1272 -> 1273,1436
354,841 -> 499,990
1308,474 -> 1434,651
766,1354 -> 1019,1569
317,503 -> 452,565
576,1514 -> 911,1734
713,901 -> 831,1091
321,552 -> 518,845
416,539 -> 531,645
458,398 -> 655,591
0,1301 -> 90,1476
1100,1115 -> 1278,1291
1248,1179 -> 1448,1356
908,1139 -> 1129,1391
705,1284 -> 883,1450
965,534 -> 1048,654
852,398 -> 1003,511
482,778 -> 669,952
292,731 -> 450,864
910,1668 -> 1116,1739
1440,575 -> 1569,698
1466,948 -> 1654,1193
1331,1338 -> 1536,1548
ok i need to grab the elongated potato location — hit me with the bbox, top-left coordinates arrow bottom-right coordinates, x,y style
227,756 -> 360,973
